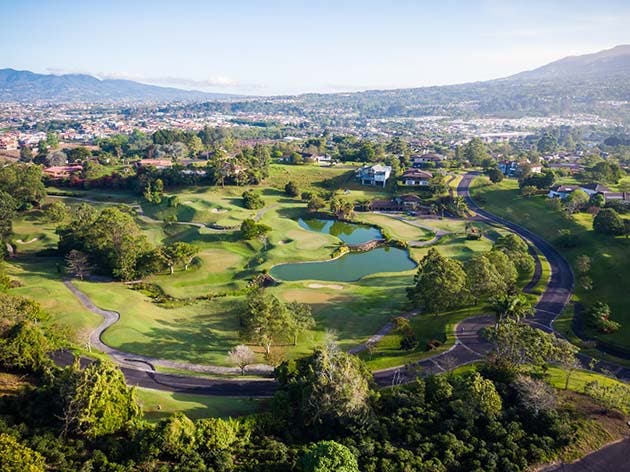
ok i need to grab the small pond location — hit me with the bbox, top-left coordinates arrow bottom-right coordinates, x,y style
298,218 -> 382,245
270,246 -> 416,282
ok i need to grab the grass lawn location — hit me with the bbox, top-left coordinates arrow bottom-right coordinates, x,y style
471,177 -> 630,352
355,213 -> 434,241
135,388 -> 265,421
362,306 -> 485,370
75,280 -> 242,365
6,258 -> 101,343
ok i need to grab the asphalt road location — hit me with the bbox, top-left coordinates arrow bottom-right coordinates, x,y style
457,173 -> 573,331
54,171 -> 629,396
458,172 -> 630,381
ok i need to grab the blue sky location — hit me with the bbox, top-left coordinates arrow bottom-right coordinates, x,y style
1,0 -> 629,95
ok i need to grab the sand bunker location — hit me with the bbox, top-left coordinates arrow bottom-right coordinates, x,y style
16,238 -> 39,244
211,208 -> 228,213
307,283 -> 344,290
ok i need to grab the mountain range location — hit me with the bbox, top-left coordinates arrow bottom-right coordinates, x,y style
0,69 -> 235,103
1,45 -> 629,118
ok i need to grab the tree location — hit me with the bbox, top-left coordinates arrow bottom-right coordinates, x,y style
575,255 -> 591,274
301,440 -> 359,472
242,190 -> 264,210
494,233 -> 534,276
564,188 -> 588,214
330,197 -> 354,220
486,321 -> 574,374
65,250 -> 93,280
286,301 -> 315,346
0,162 -> 46,209
0,191 -> 17,240
58,206 -> 152,280
46,131 -> 60,149
62,360 -> 140,438
589,192 -> 606,208
537,132 -> 558,154
490,293 -> 534,325
485,249 -> 518,290
487,167 -> 504,183
307,196 -> 326,212
593,208 -> 625,235
228,345 -> 257,375
463,372 -> 502,419
587,301 -> 620,333
240,289 -> 291,355
0,433 -> 46,472
463,138 -> 489,166
19,146 -> 33,163
42,200 -> 68,223
284,181 -> 299,197
465,254 -> 507,302
0,320 -> 54,372
275,339 -> 372,432
512,375 -> 557,416
408,248 -> 468,313
521,185 -> 538,198
428,173 -> 448,195
240,218 -> 271,240
160,242 -> 199,274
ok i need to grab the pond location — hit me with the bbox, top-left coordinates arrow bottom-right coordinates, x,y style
269,246 -> 417,282
298,218 -> 382,245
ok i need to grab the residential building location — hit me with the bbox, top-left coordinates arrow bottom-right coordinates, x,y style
401,169 -> 432,186
356,164 -> 392,187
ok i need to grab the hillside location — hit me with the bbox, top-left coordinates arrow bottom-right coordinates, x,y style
189,45 -> 630,122
510,44 -> 630,81
0,68 -> 236,103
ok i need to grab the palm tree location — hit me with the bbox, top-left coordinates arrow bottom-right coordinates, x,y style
490,294 -> 534,326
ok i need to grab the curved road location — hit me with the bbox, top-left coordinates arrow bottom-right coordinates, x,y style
56,171 -> 630,396
458,172 -> 630,381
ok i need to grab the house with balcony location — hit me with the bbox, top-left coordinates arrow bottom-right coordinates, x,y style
356,164 -> 392,187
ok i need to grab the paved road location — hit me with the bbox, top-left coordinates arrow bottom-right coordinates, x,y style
52,350 -> 277,397
542,439 -> 630,471
373,315 -> 494,386
458,172 -> 630,381
458,173 -> 573,332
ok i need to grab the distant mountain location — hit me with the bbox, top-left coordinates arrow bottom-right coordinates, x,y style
0,69 -> 237,103
199,44 -> 629,123
508,45 -> 630,81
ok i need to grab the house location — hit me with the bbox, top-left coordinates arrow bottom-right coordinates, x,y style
498,160 -> 542,177
356,164 -> 392,187
547,183 -> 611,199
603,192 -> 630,203
547,185 -> 580,199
411,153 -> 446,168
401,169 -> 432,186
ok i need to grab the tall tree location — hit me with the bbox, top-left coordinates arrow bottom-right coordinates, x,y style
408,248 -> 468,313
240,289 -> 290,355
62,360 -> 140,438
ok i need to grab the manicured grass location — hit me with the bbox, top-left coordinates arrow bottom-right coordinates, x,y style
134,388 -> 265,421
362,306 -> 485,370
409,234 -> 494,261
76,280 -> 243,366
545,366 -> 629,392
6,258 -> 101,343
355,213 -> 433,241
471,177 -> 630,350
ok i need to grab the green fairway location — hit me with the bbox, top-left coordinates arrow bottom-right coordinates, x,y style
134,388 -> 265,421
471,177 -> 630,352
6,258 -> 101,343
